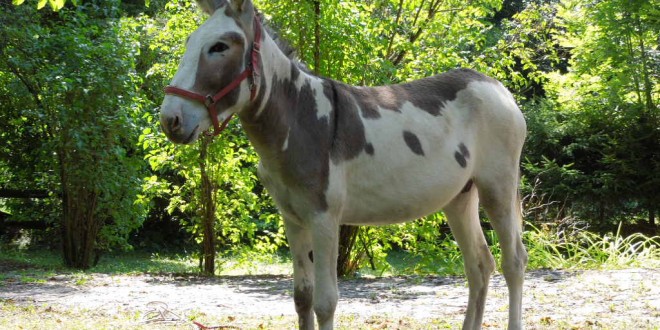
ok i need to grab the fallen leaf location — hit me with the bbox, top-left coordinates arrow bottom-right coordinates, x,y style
540,316 -> 553,325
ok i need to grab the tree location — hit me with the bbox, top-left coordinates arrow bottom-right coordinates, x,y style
524,0 -> 659,226
0,2 -> 148,268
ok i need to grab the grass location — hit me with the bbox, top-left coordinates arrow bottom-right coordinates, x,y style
1,223 -> 658,282
0,249 -> 198,280
0,247 -> 295,288
215,249 -> 293,275
524,222 -> 660,270
356,223 -> 660,278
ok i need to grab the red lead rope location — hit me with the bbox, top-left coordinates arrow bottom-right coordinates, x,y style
164,17 -> 262,136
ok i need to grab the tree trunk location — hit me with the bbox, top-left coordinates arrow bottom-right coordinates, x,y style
61,181 -> 101,269
336,225 -> 360,277
199,135 -> 216,275
312,0 -> 321,74
650,206 -> 656,227
58,141 -> 101,270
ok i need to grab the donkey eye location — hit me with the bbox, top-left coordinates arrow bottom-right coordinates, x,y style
209,42 -> 229,54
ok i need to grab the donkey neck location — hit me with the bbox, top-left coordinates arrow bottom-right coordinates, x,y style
238,30 -> 334,162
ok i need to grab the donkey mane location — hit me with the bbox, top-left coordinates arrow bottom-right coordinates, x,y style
256,12 -> 310,73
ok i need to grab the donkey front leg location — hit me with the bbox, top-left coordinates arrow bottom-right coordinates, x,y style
311,215 -> 340,330
284,220 -> 315,330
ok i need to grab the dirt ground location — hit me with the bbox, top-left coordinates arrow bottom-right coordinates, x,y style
1,267 -> 658,329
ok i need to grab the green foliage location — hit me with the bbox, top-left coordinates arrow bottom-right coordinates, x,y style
12,0 -> 153,11
256,0 -> 504,85
480,1 -> 561,97
521,0 -> 659,225
12,0 -> 70,11
360,214 -> 465,276
0,2 -> 150,265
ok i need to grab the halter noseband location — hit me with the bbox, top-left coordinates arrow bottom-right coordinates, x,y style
163,17 -> 262,136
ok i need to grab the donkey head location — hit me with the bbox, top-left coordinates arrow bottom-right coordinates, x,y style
160,0 -> 259,144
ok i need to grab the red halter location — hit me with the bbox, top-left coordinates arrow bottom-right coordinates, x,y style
164,18 -> 262,136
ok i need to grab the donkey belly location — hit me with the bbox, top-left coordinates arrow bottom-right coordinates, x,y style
337,110 -> 473,225
340,173 -> 463,226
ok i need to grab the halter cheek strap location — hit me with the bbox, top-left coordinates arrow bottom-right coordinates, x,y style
163,18 -> 262,136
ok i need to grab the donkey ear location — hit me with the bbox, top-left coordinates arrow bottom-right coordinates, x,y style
228,0 -> 253,13
196,0 -> 227,15
229,0 -> 256,30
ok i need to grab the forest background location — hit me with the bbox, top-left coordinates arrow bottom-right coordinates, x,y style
0,0 -> 658,274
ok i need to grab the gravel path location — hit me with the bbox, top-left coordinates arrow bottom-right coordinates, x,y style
1,268 -> 658,328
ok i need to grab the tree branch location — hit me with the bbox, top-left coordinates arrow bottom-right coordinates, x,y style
388,0 -> 462,67
385,0 -> 405,59
312,0 -> 321,74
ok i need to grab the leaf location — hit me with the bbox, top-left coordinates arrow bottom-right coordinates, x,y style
12,0 -> 26,5
37,0 -> 47,9
51,0 -> 66,11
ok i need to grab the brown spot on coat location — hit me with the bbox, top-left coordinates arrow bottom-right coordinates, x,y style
454,142 -> 470,168
454,151 -> 467,168
403,131 -> 425,156
323,80 -> 370,162
294,285 -> 313,314
461,179 -> 474,193
400,68 -> 494,116
458,143 -> 470,159
290,62 -> 300,81
365,143 -> 374,155
334,85 -> 408,119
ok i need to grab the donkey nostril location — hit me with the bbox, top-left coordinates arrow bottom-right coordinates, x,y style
170,115 -> 181,131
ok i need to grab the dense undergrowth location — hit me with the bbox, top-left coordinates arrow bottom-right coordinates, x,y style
1,223 -> 658,278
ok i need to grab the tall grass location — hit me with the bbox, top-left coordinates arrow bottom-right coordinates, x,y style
513,179 -> 660,271
524,222 -> 660,270
361,223 -> 660,277
484,222 -> 659,273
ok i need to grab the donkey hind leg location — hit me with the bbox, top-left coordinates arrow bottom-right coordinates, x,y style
444,186 -> 496,330
283,220 -> 315,330
477,175 -> 528,330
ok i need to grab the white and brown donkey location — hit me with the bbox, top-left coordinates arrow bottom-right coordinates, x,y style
159,0 -> 528,329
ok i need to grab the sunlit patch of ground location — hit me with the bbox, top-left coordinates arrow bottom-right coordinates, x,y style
0,262 -> 660,329
1,268 -> 657,329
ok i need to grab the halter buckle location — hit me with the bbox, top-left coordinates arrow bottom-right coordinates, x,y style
204,95 -> 215,107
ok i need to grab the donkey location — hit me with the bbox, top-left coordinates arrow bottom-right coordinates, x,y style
159,0 -> 528,329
